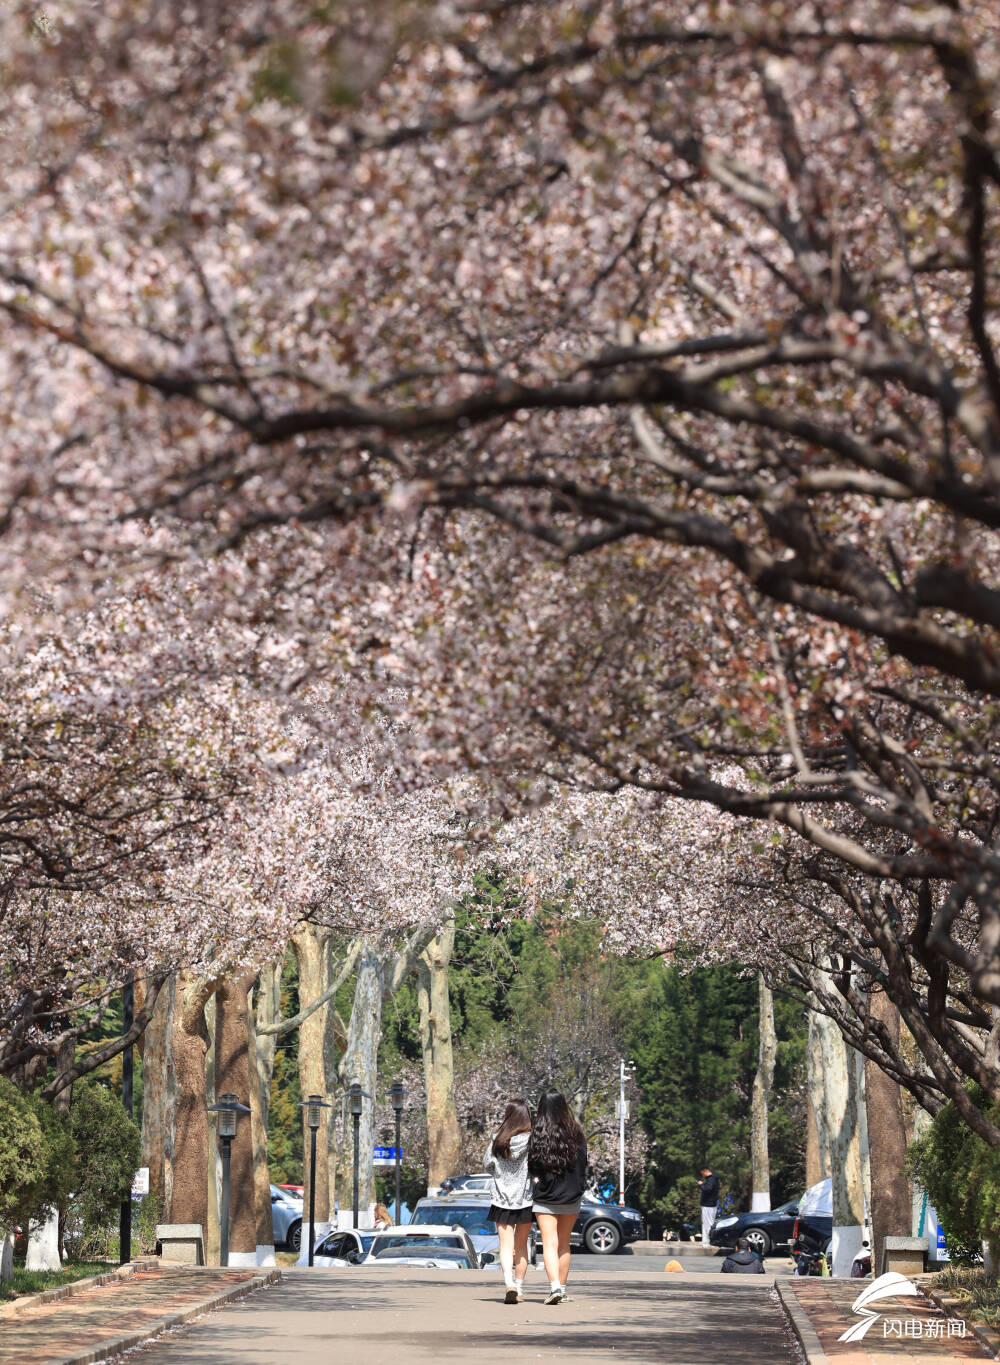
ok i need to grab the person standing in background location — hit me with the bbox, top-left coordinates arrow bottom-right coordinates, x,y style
698,1166 -> 719,1246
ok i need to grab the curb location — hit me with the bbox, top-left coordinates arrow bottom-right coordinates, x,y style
0,1262 -> 161,1320
774,1280 -> 830,1365
4,1267 -> 281,1365
921,1284 -> 1000,1360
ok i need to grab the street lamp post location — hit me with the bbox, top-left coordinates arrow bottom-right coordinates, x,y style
347,1081 -> 371,1229
388,1081 -> 407,1226
299,1093 -> 331,1266
119,977 -> 134,1266
206,1092 -> 251,1267
617,1060 -> 636,1206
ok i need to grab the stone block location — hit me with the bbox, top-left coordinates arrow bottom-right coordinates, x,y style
881,1235 -> 928,1277
156,1223 -> 205,1265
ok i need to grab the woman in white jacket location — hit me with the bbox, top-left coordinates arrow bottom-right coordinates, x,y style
484,1098 -> 533,1303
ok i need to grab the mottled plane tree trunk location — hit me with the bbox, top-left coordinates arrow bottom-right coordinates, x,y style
750,975 -> 776,1212
250,962 -> 282,1263
865,990 -> 911,1276
292,926 -> 334,1256
812,994 -> 865,1276
417,919 -> 461,1191
214,972 -> 260,1265
166,972 -> 217,1252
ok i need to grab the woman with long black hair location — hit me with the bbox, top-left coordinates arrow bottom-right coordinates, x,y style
528,1088 -> 587,1304
484,1097 -> 534,1303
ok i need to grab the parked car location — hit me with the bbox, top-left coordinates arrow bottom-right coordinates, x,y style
278,1183 -> 305,1200
710,1198 -> 801,1257
439,1173 -> 492,1195
530,1190 -> 645,1256
313,1224 -> 490,1269
409,1195 -> 500,1258
791,1178 -> 833,1271
366,1227 -> 490,1269
313,1227 -> 378,1266
433,1180 -> 645,1255
270,1183 -> 303,1252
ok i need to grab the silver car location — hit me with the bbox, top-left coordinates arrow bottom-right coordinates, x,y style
270,1183 -> 303,1252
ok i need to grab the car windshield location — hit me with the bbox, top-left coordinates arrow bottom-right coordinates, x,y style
411,1206 -> 496,1234
372,1234 -> 464,1255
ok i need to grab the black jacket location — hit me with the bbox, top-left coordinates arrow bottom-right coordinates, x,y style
721,1248 -> 764,1274
529,1136 -> 588,1205
699,1173 -> 720,1206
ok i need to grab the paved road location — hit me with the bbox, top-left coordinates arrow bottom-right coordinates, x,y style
608,1250 -> 796,1275
135,1264 -> 798,1364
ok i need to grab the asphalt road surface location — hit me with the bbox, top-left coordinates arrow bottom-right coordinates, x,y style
134,1261 -> 799,1365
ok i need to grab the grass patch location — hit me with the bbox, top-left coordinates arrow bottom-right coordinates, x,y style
932,1266 -> 1000,1329
0,1261 -> 110,1303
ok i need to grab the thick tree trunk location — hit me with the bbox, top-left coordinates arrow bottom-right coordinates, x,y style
805,1008 -> 830,1185
293,927 -> 333,1258
141,975 -> 176,1214
250,963 -> 281,1264
26,1036 -> 74,1271
0,1234 -> 12,1283
204,992 -> 220,1265
865,991 -> 911,1277
750,974 -> 776,1212
214,973 -> 259,1265
417,921 -> 462,1191
814,1005 -> 865,1276
25,1209 -> 60,1272
166,972 -> 215,1253
339,945 -> 387,1224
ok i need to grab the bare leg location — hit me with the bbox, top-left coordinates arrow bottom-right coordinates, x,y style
497,1220 -> 515,1287
513,1222 -> 530,1283
536,1212 -> 561,1286
556,1212 -> 576,1286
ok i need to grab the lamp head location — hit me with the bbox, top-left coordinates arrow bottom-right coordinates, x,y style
389,1080 -> 407,1114
207,1090 -> 251,1138
300,1092 -> 330,1131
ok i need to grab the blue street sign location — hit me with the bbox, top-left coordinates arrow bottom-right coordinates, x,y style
373,1146 -> 400,1166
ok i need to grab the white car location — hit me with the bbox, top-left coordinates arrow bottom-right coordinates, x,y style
312,1224 -> 490,1270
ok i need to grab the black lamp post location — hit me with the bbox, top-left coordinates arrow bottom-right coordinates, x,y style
206,1091 -> 251,1267
119,977 -> 134,1266
389,1081 -> 407,1227
348,1081 -> 371,1229
299,1093 -> 331,1266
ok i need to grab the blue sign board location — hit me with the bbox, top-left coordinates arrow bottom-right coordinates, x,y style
373,1146 -> 400,1167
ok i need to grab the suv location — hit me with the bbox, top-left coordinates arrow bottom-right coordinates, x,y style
532,1191 -> 645,1256
270,1183 -> 303,1253
410,1194 -> 500,1258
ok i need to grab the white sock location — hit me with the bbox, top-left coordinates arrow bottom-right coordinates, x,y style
504,1271 -> 516,1289
550,1279 -> 561,1292
514,1278 -> 523,1291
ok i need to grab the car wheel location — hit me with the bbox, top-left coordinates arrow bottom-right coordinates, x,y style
584,1220 -> 622,1255
743,1227 -> 772,1257
288,1221 -> 302,1253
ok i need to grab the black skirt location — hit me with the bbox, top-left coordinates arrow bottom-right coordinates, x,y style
489,1204 -> 534,1226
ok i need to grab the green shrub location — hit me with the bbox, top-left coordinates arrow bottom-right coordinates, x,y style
68,1086 -> 140,1229
906,1086 -> 1000,1263
652,1175 -> 702,1235
0,1079 -> 75,1239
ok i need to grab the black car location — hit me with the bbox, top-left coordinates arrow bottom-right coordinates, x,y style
530,1191 -> 646,1256
709,1198 -> 800,1257
419,1188 -> 645,1255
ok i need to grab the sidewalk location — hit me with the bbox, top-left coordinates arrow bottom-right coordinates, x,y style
0,1265 -> 276,1365
779,1278 -> 996,1363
